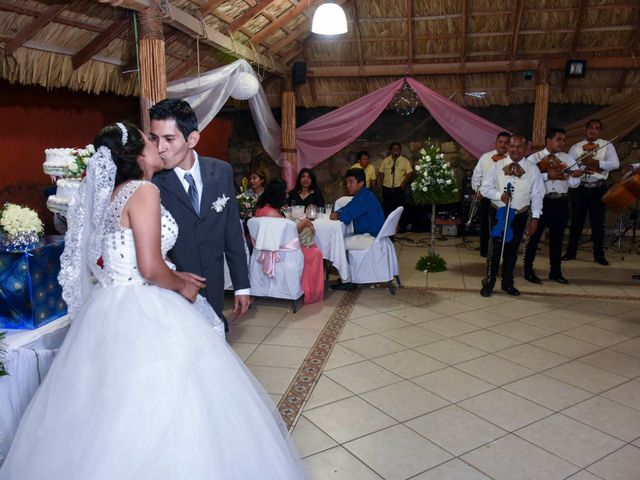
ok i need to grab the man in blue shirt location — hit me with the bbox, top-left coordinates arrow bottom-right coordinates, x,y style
330,168 -> 385,290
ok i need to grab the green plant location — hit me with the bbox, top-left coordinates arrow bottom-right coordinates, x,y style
416,254 -> 447,273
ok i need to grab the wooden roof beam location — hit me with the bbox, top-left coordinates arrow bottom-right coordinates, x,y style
71,16 -> 130,70
167,50 -> 200,81
198,0 -> 226,17
99,0 -> 285,75
250,0 -> 325,47
306,56 -> 638,77
226,0 -> 278,33
460,0 -> 468,100
6,2 -> 70,55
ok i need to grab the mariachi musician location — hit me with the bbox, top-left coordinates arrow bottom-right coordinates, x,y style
562,119 -> 619,265
471,131 -> 512,257
523,128 -> 583,285
480,135 -> 545,297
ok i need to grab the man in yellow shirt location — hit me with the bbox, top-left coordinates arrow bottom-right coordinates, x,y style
379,142 -> 413,231
351,151 -> 377,192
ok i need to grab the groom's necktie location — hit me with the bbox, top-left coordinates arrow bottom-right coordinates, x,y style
183,172 -> 200,215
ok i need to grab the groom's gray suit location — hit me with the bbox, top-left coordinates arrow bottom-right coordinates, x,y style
153,156 -> 249,326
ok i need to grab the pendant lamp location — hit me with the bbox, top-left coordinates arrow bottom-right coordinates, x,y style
311,2 -> 348,35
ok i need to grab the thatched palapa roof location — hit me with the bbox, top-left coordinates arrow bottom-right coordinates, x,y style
0,0 -> 638,108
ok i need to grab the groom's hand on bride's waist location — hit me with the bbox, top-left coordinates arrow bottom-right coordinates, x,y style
175,271 -> 206,303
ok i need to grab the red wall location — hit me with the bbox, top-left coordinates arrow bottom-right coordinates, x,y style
0,81 -> 233,191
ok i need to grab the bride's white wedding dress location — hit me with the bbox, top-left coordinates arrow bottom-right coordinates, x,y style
0,181 -> 307,480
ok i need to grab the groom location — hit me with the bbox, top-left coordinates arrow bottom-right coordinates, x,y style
149,99 -> 250,330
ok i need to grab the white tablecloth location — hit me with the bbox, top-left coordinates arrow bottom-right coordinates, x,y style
313,217 -> 350,282
0,316 -> 70,460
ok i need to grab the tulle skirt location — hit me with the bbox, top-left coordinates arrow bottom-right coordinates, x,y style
0,284 -> 307,480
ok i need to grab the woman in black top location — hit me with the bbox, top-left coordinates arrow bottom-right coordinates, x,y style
287,168 -> 325,208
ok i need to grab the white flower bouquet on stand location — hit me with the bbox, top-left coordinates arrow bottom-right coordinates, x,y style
411,141 -> 459,272
0,203 -> 45,250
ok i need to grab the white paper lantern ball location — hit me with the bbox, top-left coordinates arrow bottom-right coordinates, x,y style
230,72 -> 260,100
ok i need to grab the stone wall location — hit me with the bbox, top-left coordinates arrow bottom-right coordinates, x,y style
221,105 -> 640,204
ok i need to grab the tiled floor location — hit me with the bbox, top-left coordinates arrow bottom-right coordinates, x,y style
228,234 -> 640,479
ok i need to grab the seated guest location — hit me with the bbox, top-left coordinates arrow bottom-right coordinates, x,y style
351,150 -> 377,192
247,165 -> 268,199
287,168 -> 325,208
330,169 -> 385,291
255,179 -> 324,304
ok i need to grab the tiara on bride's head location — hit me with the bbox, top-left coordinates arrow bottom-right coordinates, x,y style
115,122 -> 128,145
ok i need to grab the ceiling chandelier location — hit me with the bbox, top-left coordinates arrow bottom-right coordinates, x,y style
311,2 -> 348,35
389,79 -> 420,116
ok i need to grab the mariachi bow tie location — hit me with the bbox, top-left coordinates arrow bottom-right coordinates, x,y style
503,162 -> 526,178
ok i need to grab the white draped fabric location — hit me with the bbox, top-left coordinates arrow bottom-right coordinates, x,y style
0,317 -> 70,461
167,60 -> 285,168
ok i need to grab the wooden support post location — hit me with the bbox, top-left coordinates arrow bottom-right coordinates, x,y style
137,5 -> 166,133
532,64 -> 549,150
281,82 -> 297,182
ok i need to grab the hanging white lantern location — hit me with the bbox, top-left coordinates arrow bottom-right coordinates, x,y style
312,3 -> 348,35
230,72 -> 260,100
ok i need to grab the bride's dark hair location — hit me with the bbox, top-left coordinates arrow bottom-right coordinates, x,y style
93,121 -> 145,187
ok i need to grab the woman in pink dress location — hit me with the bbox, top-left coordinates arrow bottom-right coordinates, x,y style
255,179 -> 324,304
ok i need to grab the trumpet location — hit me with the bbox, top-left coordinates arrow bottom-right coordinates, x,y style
466,192 -> 481,227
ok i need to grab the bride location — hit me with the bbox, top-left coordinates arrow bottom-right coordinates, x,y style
0,122 -> 307,479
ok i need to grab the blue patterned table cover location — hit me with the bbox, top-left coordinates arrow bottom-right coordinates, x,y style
0,236 -> 67,329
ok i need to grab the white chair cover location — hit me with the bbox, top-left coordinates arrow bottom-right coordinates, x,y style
347,207 -> 403,284
334,196 -> 354,234
247,217 -> 304,301
334,196 -> 353,210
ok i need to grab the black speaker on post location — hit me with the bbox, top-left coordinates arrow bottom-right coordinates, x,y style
292,62 -> 307,85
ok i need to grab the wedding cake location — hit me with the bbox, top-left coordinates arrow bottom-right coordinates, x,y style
44,146 -> 92,219
43,146 -> 94,176
47,178 -> 82,213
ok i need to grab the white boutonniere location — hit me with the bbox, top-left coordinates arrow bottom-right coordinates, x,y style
211,194 -> 229,213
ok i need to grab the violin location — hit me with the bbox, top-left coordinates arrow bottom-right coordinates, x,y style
580,141 -> 604,174
538,154 -> 569,179
491,153 -> 507,162
502,162 -> 525,178
491,183 -> 515,243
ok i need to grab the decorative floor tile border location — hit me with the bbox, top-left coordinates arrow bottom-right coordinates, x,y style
409,285 -> 640,302
277,290 -> 361,431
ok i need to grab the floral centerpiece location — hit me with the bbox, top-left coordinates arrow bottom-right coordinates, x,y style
411,141 -> 459,272
66,144 -> 94,177
0,203 -> 45,250
236,191 -> 256,218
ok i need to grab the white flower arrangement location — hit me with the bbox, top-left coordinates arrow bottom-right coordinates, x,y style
411,141 -> 459,205
0,203 -> 44,249
236,191 -> 256,217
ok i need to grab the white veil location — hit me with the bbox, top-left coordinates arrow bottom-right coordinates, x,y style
58,145 -> 117,318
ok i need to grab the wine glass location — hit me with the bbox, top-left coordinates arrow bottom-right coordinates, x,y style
307,204 -> 317,220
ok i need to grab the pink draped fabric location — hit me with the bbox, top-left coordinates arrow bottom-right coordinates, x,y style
291,78 -> 506,179
406,78 -> 505,159
252,237 -> 301,278
295,79 -> 405,172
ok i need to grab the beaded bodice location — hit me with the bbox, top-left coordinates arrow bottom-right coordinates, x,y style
102,180 -> 178,286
